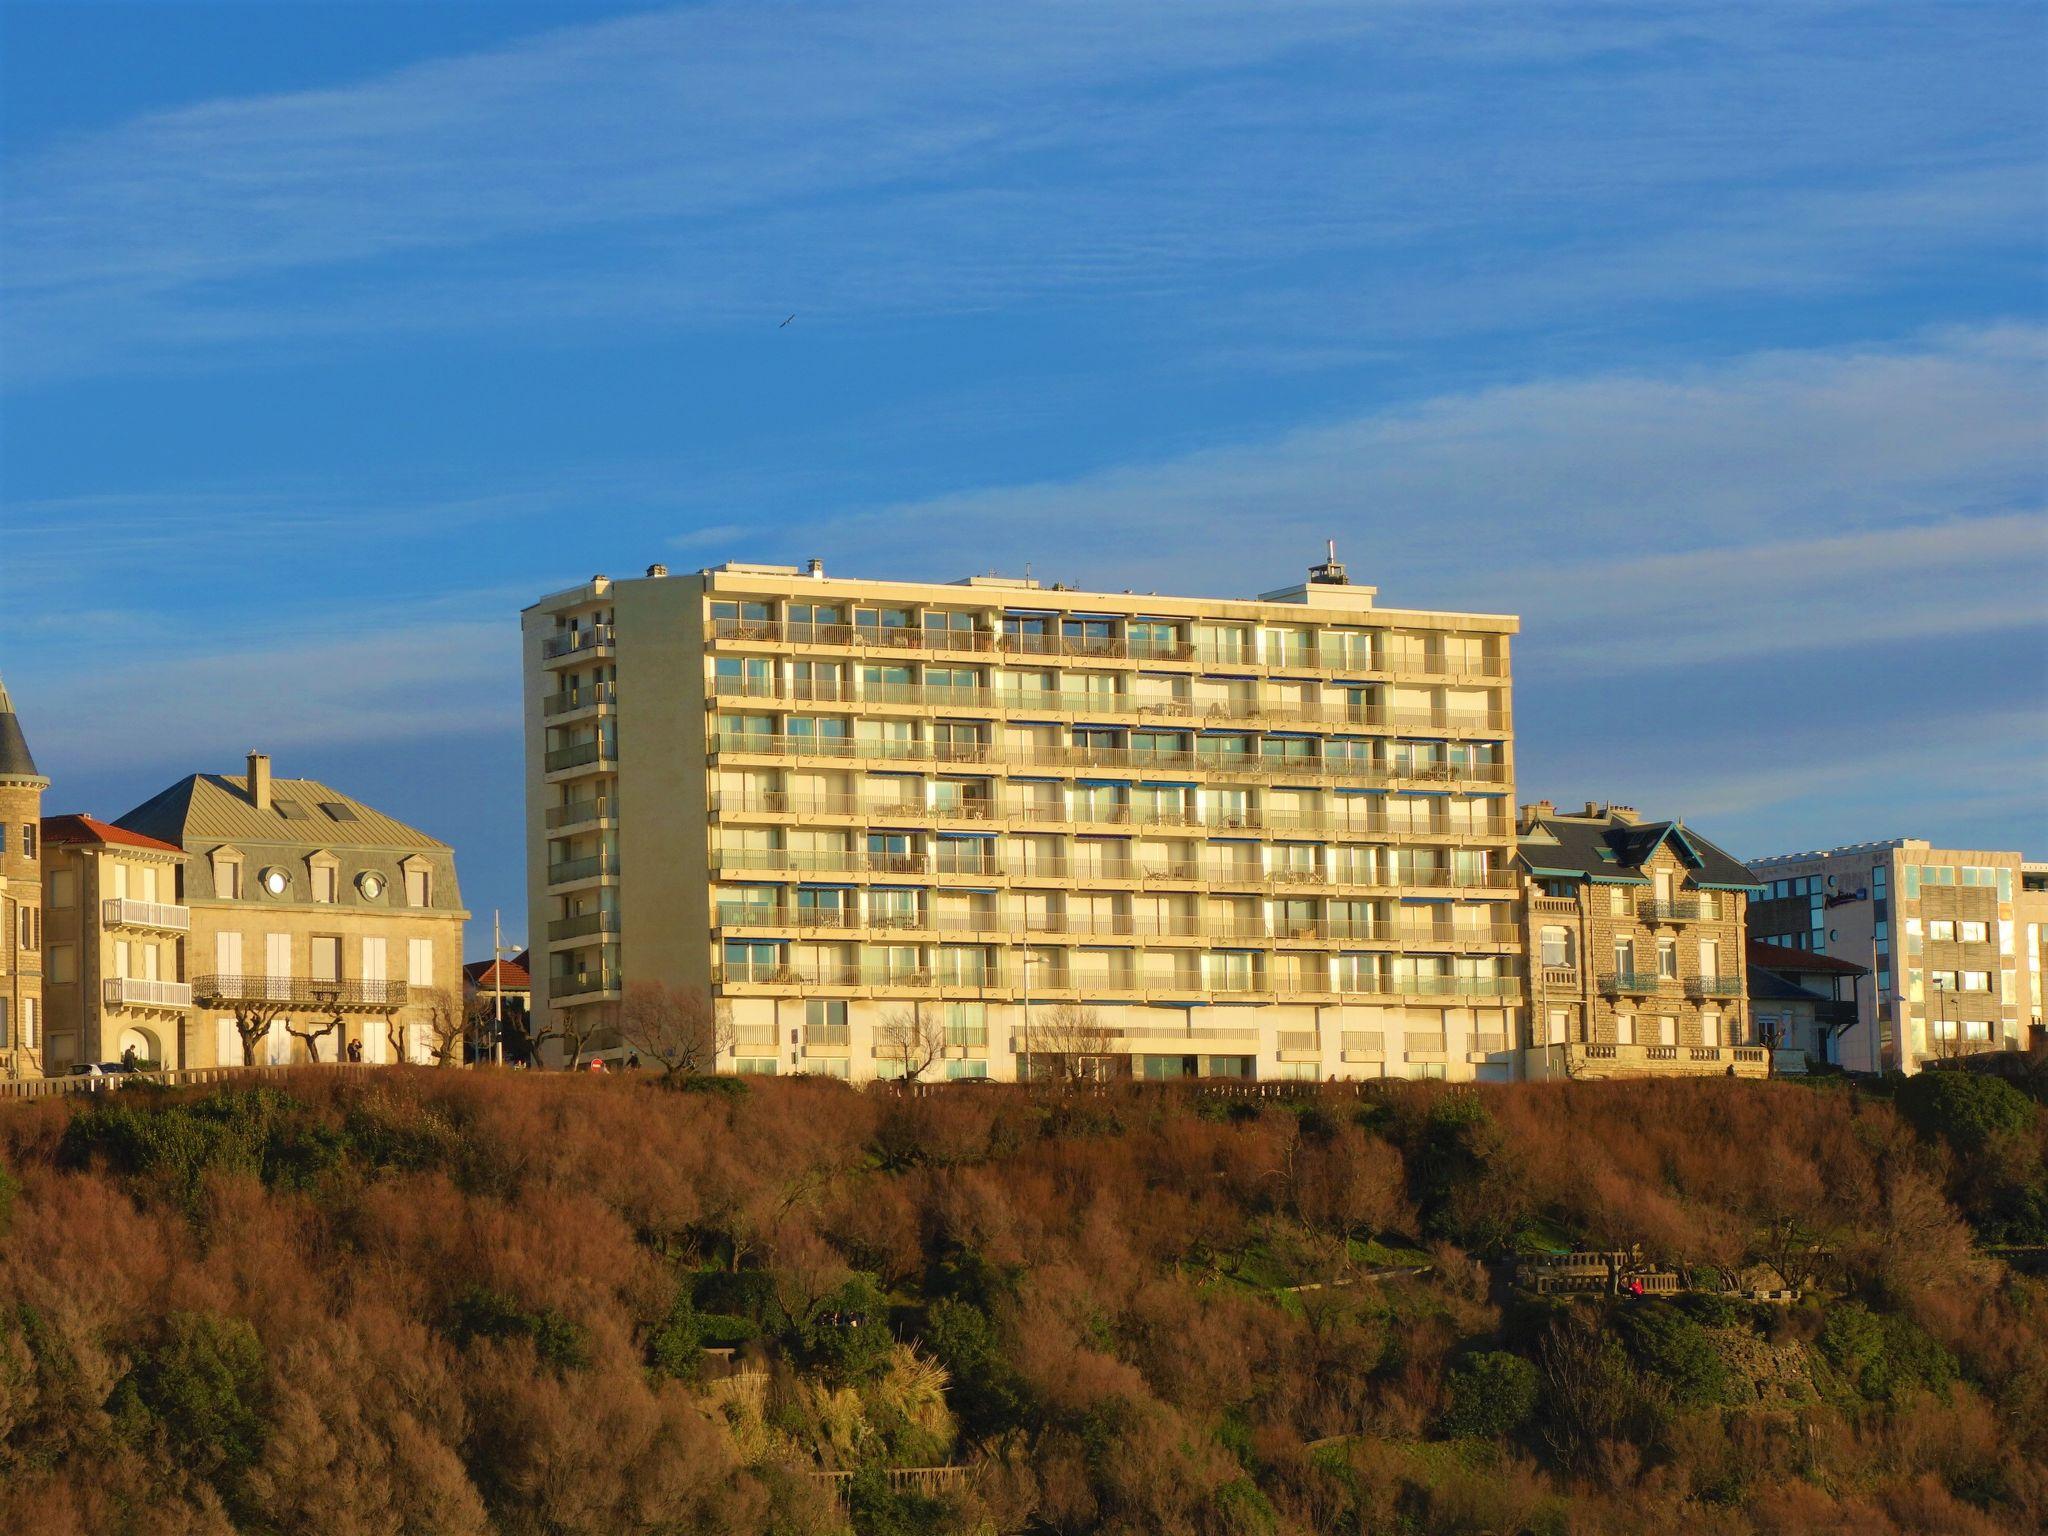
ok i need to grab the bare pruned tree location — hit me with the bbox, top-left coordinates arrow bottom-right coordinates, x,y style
1030,1002 -> 1118,1085
224,997 -> 290,1067
616,980 -> 732,1081
414,986 -> 470,1067
876,1000 -> 947,1083
285,1010 -> 343,1064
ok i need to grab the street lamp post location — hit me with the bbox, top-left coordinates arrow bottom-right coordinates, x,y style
488,910 -> 521,1067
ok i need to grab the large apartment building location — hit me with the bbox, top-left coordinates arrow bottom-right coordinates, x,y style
523,554 -> 1523,1082
1516,802 -> 1770,1080
1748,840 -> 2044,1074
0,677 -> 49,1080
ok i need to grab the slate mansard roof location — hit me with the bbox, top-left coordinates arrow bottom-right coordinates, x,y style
114,769 -> 464,913
1519,812 -> 1762,892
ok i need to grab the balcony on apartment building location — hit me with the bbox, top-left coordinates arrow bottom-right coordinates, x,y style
1599,971 -> 1678,996
101,898 -> 191,931
541,625 -> 615,664
191,975 -> 411,1009
544,738 -> 615,775
547,851 -> 620,886
103,977 -> 194,1009
543,680 -> 618,717
1684,975 -> 1745,1000
711,789 -> 1508,840
707,617 -> 1509,677
710,733 -> 1507,789
1637,898 -> 1710,922
710,844 -> 1519,892
546,798 -> 615,831
552,966 -> 621,999
708,677 -> 1506,734
712,904 -> 1517,947
711,958 -> 1516,1001
548,911 -> 622,942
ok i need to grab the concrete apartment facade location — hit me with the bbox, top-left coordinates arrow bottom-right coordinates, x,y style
1517,802 -> 1771,1080
0,678 -> 49,1081
40,815 -> 191,1071
62,754 -> 473,1070
1748,840 -> 2040,1074
523,554 -> 1524,1082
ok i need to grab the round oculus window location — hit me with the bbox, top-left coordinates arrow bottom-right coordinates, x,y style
357,871 -> 386,900
260,867 -> 290,897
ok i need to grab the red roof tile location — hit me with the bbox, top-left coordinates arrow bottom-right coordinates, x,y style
41,813 -> 184,854
465,958 -> 532,989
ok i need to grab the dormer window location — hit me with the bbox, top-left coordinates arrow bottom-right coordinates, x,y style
404,864 -> 432,907
212,848 -> 244,899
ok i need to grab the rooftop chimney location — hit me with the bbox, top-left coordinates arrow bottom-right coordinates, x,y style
806,558 -> 825,579
248,752 -> 272,811
646,563 -> 668,578
1307,539 -> 1349,586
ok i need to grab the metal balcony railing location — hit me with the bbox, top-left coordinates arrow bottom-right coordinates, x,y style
542,625 -> 614,660
549,911 -> 622,941
710,904 -> 1515,947
708,677 -> 1504,733
1639,898 -> 1707,922
707,618 -> 1508,677
547,852 -> 619,885
1685,975 -> 1744,998
711,731 -> 1509,785
544,740 -> 612,773
710,843 -> 1515,892
103,977 -> 193,1008
710,789 -> 1478,839
1600,971 -> 1676,994
543,681 -> 617,715
102,898 -> 191,931
192,975 -> 410,1009
546,799 -> 612,830
552,968 -> 621,998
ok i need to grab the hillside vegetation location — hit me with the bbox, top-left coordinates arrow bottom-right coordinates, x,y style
2,1067 -> 2044,1535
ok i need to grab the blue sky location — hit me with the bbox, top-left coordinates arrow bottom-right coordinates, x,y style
2,0 -> 2044,950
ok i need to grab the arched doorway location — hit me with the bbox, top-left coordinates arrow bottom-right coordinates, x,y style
116,1025 -> 163,1069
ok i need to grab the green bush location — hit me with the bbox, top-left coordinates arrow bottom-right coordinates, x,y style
646,1285 -> 702,1380
844,1465 -> 947,1536
449,1286 -> 591,1371
1897,1071 -> 2036,1151
1439,1350 -> 1540,1437
1818,1300 -> 1958,1403
923,1298 -> 1029,1442
798,1273 -> 894,1380
109,1311 -> 267,1484
1619,1301 -> 1731,1407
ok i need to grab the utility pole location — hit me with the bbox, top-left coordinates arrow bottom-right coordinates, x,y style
488,910 -> 520,1067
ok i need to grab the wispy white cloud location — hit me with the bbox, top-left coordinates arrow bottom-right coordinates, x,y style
7,0 -> 2038,380
19,616 -> 517,772
795,324 -> 2047,653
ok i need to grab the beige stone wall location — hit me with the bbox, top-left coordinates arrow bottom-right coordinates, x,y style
187,898 -> 467,1068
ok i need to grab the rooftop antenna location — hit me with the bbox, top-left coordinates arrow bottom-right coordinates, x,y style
1308,539 -> 1349,585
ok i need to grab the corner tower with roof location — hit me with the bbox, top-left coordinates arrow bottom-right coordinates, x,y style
0,676 -> 51,1080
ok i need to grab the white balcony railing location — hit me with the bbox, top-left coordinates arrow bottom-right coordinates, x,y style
104,977 -> 194,1009
102,898 -> 191,931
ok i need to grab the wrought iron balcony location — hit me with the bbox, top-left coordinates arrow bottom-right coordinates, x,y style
1639,898 -> 1707,922
1686,975 -> 1744,999
1600,971 -> 1673,994
192,975 -> 410,1009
